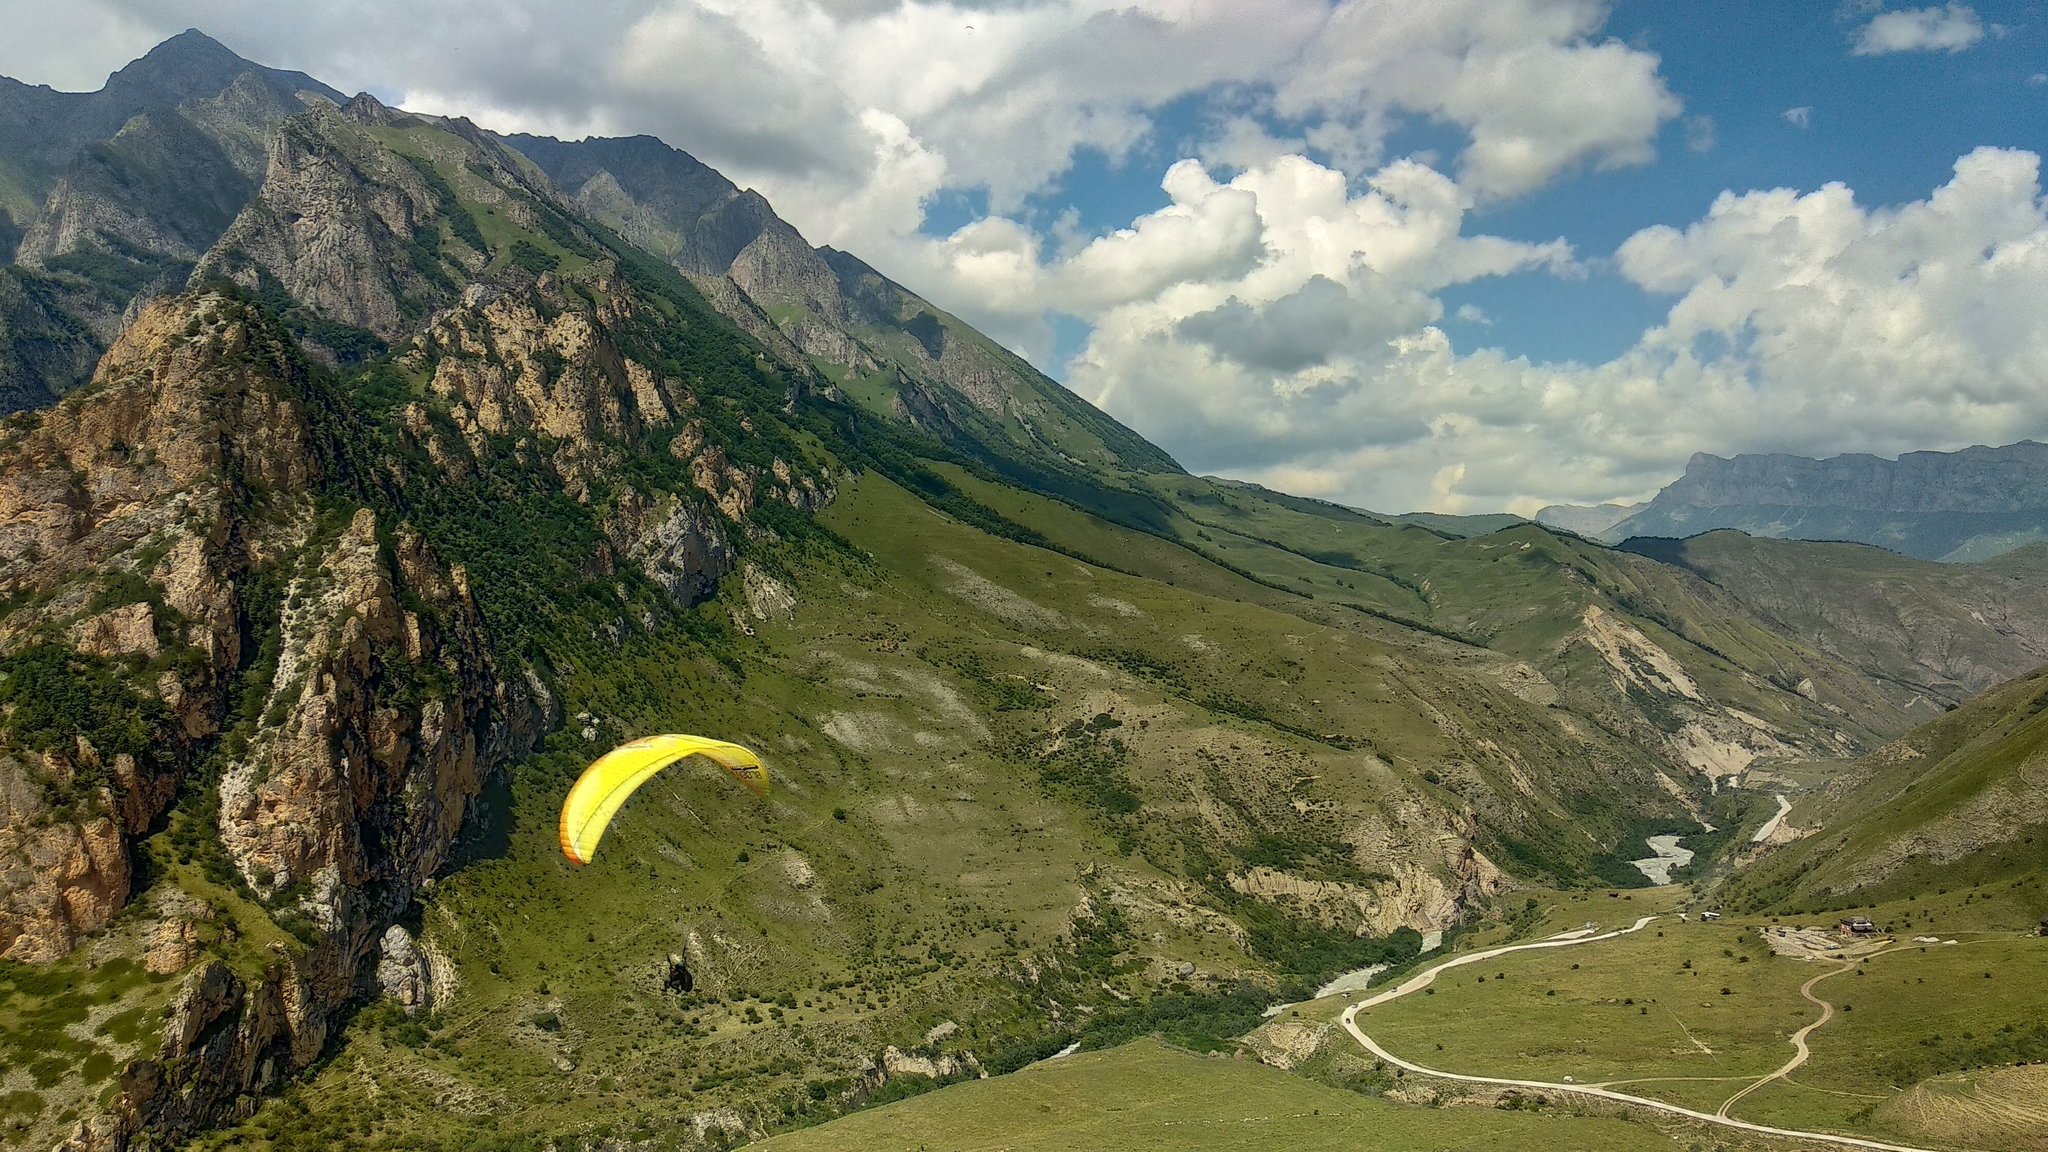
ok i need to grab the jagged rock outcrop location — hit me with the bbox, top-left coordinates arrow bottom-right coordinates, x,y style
0,289 -> 316,600
400,261 -> 832,598
216,507 -> 518,908
0,291 -> 314,965
374,924 -> 455,1014
195,99 -> 466,340
407,273 -> 661,456
98,958 -> 331,1146
0,763 -> 130,961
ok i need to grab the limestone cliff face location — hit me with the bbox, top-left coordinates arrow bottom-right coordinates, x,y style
409,273 -> 660,463
401,265 -> 832,599
217,508 -> 536,921
0,767 -> 131,962
106,505 -> 550,1151
1611,441 -> 2048,561
0,290 -> 316,605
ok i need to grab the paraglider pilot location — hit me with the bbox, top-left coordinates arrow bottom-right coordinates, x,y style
664,953 -> 694,994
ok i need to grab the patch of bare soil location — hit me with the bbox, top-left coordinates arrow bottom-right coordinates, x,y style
1756,925 -> 1890,961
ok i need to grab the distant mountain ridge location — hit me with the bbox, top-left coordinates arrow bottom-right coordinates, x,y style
1541,441 -> 2048,561
0,30 -> 345,412
501,131 -> 1182,482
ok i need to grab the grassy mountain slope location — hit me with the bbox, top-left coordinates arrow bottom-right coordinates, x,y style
747,1038 -> 1690,1152
1620,533 -> 2048,708
1721,664 -> 2048,914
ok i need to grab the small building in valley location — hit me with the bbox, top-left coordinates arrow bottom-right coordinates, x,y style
1839,916 -> 1875,936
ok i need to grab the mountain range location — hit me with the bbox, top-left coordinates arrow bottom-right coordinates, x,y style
1539,441 -> 2048,561
0,32 -> 2043,1152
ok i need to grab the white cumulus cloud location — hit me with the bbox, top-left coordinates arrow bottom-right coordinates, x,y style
23,3 -> 2034,516
1851,3 -> 1986,56
1058,147 -> 2048,514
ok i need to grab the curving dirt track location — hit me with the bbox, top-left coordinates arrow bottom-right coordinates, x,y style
1716,960 -> 1853,1117
1340,918 -> 1941,1152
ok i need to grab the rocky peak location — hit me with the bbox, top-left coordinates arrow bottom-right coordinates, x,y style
2,35 -> 342,415
0,29 -> 339,206
0,290 -> 316,599
104,30 -> 341,112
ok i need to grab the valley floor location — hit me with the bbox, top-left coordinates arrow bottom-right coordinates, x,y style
754,885 -> 2048,1152
743,1038 -> 1687,1152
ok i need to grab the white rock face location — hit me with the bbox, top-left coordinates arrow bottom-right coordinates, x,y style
376,924 -> 433,1014
882,1045 -> 962,1079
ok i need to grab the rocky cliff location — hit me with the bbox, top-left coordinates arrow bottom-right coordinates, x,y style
0,290 -> 548,1149
1607,441 -> 2048,561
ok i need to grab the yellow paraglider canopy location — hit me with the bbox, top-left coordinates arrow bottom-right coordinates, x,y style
559,734 -> 768,865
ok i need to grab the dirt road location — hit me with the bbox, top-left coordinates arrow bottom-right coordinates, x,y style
1339,919 -> 1939,1152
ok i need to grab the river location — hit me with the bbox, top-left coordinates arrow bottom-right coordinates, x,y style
1629,834 -> 1694,885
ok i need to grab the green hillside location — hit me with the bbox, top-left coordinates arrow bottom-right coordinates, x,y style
743,1038 -> 1689,1152
1722,665 -> 2048,916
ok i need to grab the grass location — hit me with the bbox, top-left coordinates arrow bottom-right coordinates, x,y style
1739,934 -> 2048,1129
15,88 -> 2048,1152
1723,668 -> 2048,915
744,1038 -> 1691,1152
1350,912 -> 1812,1097
1301,885 -> 2048,1148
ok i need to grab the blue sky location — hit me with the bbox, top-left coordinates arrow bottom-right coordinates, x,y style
990,1 -> 2048,372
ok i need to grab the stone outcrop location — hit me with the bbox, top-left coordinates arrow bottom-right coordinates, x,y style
195,100 -> 463,341
0,774 -> 129,961
0,290 -> 315,962
374,924 -> 455,1014
407,273 -> 662,463
399,260 -> 832,603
